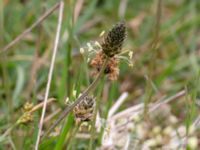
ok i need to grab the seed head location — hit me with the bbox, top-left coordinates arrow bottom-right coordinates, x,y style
23,102 -> 34,112
73,96 -> 95,125
17,112 -> 33,125
101,21 -> 126,57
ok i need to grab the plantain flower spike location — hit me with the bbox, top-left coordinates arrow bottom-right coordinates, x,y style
73,96 -> 95,125
101,21 -> 127,57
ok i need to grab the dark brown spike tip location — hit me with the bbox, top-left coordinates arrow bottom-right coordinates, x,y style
101,21 -> 127,57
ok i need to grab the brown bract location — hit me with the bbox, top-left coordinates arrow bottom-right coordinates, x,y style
90,51 -> 119,80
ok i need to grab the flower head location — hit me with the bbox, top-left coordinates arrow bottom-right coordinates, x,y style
101,21 -> 126,57
73,96 -> 95,125
81,22 -> 131,81
17,112 -> 33,125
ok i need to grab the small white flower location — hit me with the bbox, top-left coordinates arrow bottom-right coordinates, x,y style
169,115 -> 178,124
163,126 -> 173,136
99,30 -> 105,37
188,136 -> 198,149
152,126 -> 161,135
80,48 -> 84,54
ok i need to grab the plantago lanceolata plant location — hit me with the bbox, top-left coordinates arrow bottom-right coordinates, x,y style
43,21 -> 131,138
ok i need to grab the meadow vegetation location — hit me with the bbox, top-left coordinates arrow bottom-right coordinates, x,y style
0,0 -> 200,149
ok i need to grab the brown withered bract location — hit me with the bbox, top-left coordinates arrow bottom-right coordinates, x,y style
90,51 -> 119,80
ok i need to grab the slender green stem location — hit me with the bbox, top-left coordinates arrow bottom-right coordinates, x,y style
144,0 -> 162,119
66,125 -> 79,150
88,77 -> 106,150
42,57 -> 109,139
89,105 -> 98,150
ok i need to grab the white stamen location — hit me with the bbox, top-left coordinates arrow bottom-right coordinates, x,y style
99,30 -> 105,37
87,42 -> 93,51
80,48 -> 85,54
87,58 -> 90,63
95,41 -> 101,48
73,90 -> 77,97
87,42 -> 92,48
65,97 -> 69,104
128,51 -> 133,59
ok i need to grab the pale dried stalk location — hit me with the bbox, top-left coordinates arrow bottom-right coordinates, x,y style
74,0 -> 84,23
35,2 -> 64,150
108,92 -> 128,118
111,90 -> 186,121
150,90 -> 186,112
110,103 -> 143,121
193,116 -> 200,128
30,98 -> 56,113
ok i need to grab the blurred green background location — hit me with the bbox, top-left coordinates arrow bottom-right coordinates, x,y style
1,0 -> 200,149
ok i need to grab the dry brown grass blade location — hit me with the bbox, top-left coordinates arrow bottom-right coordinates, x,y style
108,92 -> 128,118
110,90 -> 186,122
74,0 -> 84,23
